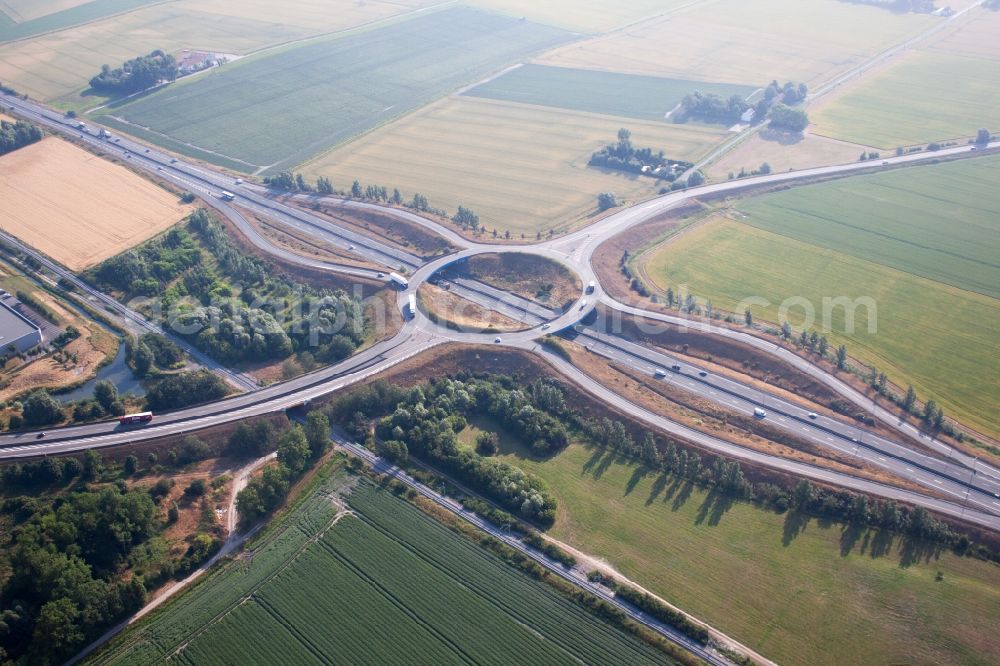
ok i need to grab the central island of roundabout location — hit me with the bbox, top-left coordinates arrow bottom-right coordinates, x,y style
397,245 -> 599,346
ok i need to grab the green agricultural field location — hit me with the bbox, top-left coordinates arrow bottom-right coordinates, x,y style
100,7 -> 573,171
303,96 -> 728,236
469,0 -> 692,33
537,0 -> 934,87
0,0 -> 442,104
811,52 -> 1000,148
0,0 -> 161,42
92,464 -> 673,665
465,64 -> 756,122
739,155 -> 1000,299
643,218 -> 1000,438
489,438 -> 1000,666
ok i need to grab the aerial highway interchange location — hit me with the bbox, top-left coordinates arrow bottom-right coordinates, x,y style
2,90 -> 999,534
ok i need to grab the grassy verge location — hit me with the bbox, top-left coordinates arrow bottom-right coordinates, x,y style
492,439 -> 1000,666
642,215 -> 1000,439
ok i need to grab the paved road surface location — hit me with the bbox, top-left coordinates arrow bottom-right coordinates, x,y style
3,90 -> 999,531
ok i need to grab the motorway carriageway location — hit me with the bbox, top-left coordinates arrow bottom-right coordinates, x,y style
573,326 -> 1000,516
4,91 -> 1000,529
443,278 -> 1000,517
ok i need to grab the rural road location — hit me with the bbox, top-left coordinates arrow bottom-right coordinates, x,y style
331,432 -> 739,666
2,91 -> 999,532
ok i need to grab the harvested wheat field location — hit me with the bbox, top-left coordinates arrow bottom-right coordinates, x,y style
0,137 -> 190,270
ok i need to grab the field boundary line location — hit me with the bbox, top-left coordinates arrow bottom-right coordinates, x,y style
314,534 -> 481,666
345,502 -> 628,665
0,0 -> 175,46
253,595 -> 333,666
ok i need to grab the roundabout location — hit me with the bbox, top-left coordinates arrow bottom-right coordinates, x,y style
398,243 -> 601,346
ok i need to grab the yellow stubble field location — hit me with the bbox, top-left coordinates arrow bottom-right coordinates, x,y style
301,96 -> 728,236
536,0 -> 934,88
0,136 -> 190,270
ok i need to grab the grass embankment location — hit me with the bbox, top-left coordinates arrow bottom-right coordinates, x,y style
418,283 -> 525,333
641,156 -> 1000,438
91,464 -> 673,665
480,433 -> 1000,666
461,252 -> 581,310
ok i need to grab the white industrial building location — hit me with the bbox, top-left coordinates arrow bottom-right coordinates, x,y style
0,296 -> 42,354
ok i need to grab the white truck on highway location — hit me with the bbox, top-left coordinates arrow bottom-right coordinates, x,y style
389,272 -> 409,289
97,128 -> 112,140
407,293 -> 417,318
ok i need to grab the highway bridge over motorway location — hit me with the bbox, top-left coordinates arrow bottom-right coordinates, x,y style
2,91 -> 999,535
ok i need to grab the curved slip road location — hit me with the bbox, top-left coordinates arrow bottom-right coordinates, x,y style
3,91 -> 999,530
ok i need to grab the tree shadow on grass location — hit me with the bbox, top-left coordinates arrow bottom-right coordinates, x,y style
898,537 -> 944,568
625,464 -> 651,496
839,522 -> 865,557
579,445 -> 627,481
581,444 -> 607,475
671,478 -> 695,512
645,472 -> 669,506
782,510 -> 810,546
694,488 -> 736,526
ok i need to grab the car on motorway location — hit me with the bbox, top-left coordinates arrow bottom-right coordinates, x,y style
579,298 -> 588,310
753,407 -> 767,419
808,412 -> 818,419
541,323 -> 550,330
494,336 -> 502,343
36,432 -> 45,439
698,370 -> 707,377
654,368 -> 667,378
348,244 -> 355,250
170,158 -> 177,163
671,364 -> 681,372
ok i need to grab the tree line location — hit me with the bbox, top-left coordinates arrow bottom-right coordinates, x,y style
0,118 -> 42,157
330,377 -> 562,524
673,80 -> 807,130
339,371 -> 995,564
235,412 -> 331,524
589,128 -> 692,182
89,50 -> 178,95
263,171 -> 488,234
